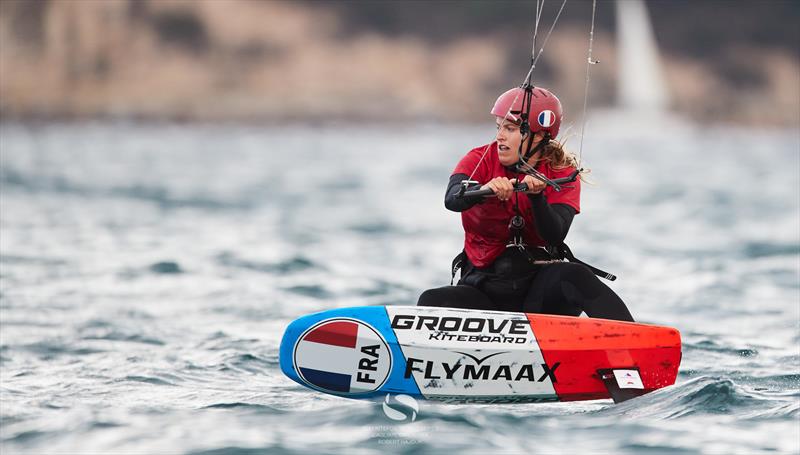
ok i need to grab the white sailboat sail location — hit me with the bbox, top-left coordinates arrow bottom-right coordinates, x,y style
615,0 -> 670,112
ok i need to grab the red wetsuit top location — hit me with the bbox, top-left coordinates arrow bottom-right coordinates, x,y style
452,142 -> 581,268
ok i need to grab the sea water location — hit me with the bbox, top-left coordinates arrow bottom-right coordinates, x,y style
1,121 -> 798,454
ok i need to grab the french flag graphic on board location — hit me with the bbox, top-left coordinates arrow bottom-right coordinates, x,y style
538,110 -> 556,128
293,319 -> 392,394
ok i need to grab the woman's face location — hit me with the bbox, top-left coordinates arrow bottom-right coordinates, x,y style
495,116 -> 544,166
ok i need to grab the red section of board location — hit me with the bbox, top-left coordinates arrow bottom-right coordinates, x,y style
303,321 -> 359,348
527,315 -> 682,401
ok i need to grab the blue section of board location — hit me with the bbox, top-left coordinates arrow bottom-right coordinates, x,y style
279,306 -> 422,399
299,368 -> 351,393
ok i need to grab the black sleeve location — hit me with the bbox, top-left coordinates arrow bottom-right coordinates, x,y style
528,192 -> 576,244
444,173 -> 483,212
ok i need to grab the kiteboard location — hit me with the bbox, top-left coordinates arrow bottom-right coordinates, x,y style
279,306 -> 681,403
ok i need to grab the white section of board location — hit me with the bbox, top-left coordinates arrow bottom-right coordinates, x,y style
400,345 -> 558,398
386,307 -> 556,399
386,306 -> 538,349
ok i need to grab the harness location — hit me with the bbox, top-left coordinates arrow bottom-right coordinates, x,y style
450,244 -> 616,286
450,191 -> 616,286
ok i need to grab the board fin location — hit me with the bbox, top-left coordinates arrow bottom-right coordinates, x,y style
597,368 -> 648,403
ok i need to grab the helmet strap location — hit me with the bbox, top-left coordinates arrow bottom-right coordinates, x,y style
516,132 -> 549,169
517,83 -> 540,164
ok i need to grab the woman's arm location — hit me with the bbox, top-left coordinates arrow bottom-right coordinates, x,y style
528,192 -> 576,244
444,173 -> 482,212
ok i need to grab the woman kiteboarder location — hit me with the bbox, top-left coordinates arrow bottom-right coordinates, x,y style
417,86 -> 634,322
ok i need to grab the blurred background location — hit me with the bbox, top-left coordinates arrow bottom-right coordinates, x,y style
1,1 -> 799,454
1,0 -> 798,125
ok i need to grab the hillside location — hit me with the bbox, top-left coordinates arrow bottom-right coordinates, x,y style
1,0 -> 797,125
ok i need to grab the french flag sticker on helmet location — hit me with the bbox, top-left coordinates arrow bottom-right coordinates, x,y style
538,110 -> 556,128
293,318 -> 392,394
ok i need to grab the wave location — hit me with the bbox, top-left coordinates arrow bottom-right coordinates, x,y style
284,285 -> 333,299
201,402 -> 284,412
187,446 -> 297,455
0,254 -> 69,267
215,252 -> 318,275
80,332 -> 165,346
742,400 -> 800,419
748,373 -> 800,388
218,353 -> 276,374
683,338 -> 759,357
2,430 -> 49,444
1,167 -> 251,211
149,261 -> 184,274
117,261 -> 187,280
350,280 -> 414,298
742,241 -> 800,258
347,221 -> 396,235
598,376 -> 764,419
620,442 -> 698,454
4,341 -> 105,358
120,375 -> 176,386
78,321 -> 165,346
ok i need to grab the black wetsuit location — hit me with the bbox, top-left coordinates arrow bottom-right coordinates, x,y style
417,174 -> 634,322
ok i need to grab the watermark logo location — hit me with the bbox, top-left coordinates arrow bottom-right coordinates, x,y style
381,394 -> 419,422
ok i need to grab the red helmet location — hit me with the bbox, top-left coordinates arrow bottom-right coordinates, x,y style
490,87 -> 563,137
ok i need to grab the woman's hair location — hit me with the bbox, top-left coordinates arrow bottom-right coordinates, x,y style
534,136 -> 590,182
540,138 -> 578,170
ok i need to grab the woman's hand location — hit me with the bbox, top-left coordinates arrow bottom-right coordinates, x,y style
521,175 -> 547,194
481,177 -> 516,201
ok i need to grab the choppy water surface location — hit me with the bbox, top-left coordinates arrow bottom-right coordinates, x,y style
1,121 -> 798,454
